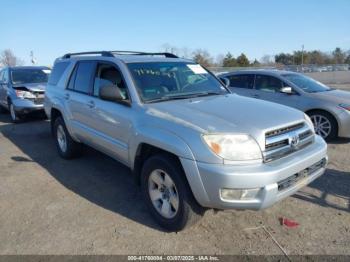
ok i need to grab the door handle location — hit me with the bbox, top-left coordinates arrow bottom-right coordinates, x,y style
252,94 -> 260,98
87,100 -> 95,108
64,93 -> 70,100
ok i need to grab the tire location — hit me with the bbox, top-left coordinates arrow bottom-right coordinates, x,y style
8,101 -> 22,123
53,116 -> 82,159
308,110 -> 337,141
0,105 -> 6,113
141,154 -> 205,232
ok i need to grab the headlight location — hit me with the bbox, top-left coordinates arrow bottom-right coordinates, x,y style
339,104 -> 350,111
15,90 -> 36,99
304,113 -> 315,131
202,134 -> 262,162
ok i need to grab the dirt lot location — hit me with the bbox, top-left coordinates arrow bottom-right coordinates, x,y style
0,112 -> 349,256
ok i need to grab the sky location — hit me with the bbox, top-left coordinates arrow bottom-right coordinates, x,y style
1,0 -> 349,65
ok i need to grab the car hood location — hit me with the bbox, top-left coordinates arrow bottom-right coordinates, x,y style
146,94 -> 305,136
13,83 -> 46,92
311,89 -> 350,104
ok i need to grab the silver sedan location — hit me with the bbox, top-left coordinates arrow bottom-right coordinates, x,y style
219,70 -> 350,141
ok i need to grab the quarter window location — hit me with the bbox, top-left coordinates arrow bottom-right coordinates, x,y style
228,74 -> 254,89
255,75 -> 283,92
49,62 -> 69,85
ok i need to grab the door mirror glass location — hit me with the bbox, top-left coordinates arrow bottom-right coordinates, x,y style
99,85 -> 124,102
280,86 -> 293,94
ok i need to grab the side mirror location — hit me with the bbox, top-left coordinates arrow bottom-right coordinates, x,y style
280,86 -> 293,95
99,85 -> 124,102
221,77 -> 230,88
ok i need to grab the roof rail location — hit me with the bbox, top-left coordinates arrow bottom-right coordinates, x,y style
61,51 -> 179,59
62,51 -> 114,59
111,51 -> 178,58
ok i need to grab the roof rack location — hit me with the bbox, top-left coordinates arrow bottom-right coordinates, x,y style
62,51 -> 178,59
111,51 -> 178,58
62,51 -> 114,59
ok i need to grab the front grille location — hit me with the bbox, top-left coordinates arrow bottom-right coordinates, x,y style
265,122 -> 304,138
263,122 -> 314,162
277,158 -> 326,191
31,91 -> 45,105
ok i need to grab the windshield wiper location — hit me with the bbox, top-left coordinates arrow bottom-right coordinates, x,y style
146,91 -> 222,103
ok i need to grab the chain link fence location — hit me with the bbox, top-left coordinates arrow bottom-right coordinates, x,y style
209,64 -> 350,85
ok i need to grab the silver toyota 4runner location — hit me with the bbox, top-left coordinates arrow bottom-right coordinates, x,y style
44,51 -> 328,231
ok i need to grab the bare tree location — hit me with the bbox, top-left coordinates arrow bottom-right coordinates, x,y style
0,49 -> 24,66
260,54 -> 274,65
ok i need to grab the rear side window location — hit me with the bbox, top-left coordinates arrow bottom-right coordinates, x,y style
228,74 -> 254,89
72,61 -> 95,94
48,62 -> 69,85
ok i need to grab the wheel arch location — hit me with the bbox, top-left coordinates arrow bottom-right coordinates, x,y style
305,108 -> 339,136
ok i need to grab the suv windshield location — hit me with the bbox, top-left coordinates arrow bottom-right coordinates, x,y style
11,68 -> 51,85
127,62 -> 228,102
282,73 -> 331,93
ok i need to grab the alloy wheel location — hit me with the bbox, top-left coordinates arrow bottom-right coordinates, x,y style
310,114 -> 331,139
148,169 -> 179,219
57,125 -> 67,153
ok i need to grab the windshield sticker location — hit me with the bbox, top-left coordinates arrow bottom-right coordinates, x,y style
187,64 -> 207,74
42,69 -> 51,74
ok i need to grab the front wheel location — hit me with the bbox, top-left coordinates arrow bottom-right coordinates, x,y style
141,154 -> 205,232
308,111 -> 337,141
9,101 -> 22,123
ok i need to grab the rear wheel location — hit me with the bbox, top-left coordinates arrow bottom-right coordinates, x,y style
308,111 -> 337,141
53,116 -> 82,159
141,154 -> 204,232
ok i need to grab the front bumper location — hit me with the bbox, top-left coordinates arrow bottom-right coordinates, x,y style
181,135 -> 327,210
337,110 -> 350,138
12,98 -> 44,114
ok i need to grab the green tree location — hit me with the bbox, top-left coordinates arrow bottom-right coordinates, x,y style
274,53 -> 294,65
345,54 -> 350,64
192,49 -> 213,67
251,59 -> 260,66
222,52 -> 237,67
236,53 -> 250,67
332,47 -> 346,64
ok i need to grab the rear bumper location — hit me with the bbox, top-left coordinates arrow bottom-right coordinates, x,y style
181,135 -> 327,210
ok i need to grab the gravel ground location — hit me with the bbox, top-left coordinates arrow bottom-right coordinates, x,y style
0,112 -> 349,256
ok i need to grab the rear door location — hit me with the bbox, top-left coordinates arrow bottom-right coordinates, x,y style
64,61 -> 97,143
225,74 -> 256,97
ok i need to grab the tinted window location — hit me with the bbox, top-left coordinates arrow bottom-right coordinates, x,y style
255,75 -> 283,92
3,69 -> 9,83
48,62 -> 69,85
73,61 -> 95,94
11,68 -> 50,84
93,63 -> 129,99
228,74 -> 254,89
282,74 -> 331,93
67,64 -> 78,90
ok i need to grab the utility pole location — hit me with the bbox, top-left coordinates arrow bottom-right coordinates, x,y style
301,45 -> 304,66
30,51 -> 37,65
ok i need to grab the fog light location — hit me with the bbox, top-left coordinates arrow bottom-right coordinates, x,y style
220,188 -> 261,201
